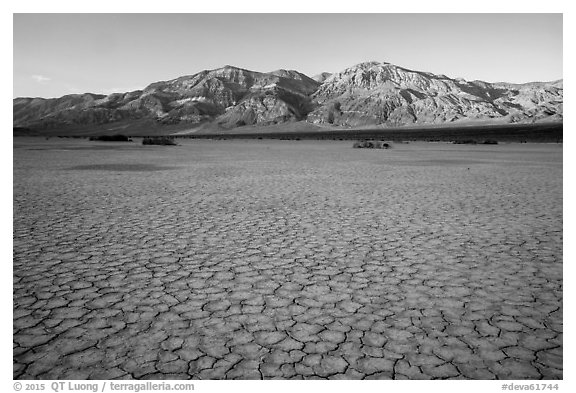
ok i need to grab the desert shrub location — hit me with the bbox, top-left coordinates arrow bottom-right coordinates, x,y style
353,140 -> 392,149
89,134 -> 131,142
482,139 -> 498,145
453,139 -> 477,145
142,136 -> 177,146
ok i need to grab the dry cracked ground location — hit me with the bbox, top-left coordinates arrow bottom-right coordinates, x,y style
13,138 -> 562,380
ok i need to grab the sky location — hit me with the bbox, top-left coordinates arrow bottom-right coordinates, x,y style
13,13 -> 563,98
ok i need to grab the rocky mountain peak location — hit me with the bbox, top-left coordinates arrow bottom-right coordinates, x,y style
269,69 -> 305,79
321,61 -> 441,92
351,60 -> 388,69
308,61 -> 562,127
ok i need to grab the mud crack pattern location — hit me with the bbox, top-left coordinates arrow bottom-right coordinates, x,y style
13,139 -> 562,380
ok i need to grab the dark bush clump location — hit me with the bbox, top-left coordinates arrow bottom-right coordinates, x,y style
453,139 -> 477,145
142,137 -> 177,146
353,140 -> 392,149
89,134 -> 131,142
482,139 -> 498,144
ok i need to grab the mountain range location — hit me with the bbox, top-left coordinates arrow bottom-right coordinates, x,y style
13,61 -> 563,134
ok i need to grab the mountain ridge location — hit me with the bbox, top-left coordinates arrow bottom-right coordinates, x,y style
14,61 -> 562,134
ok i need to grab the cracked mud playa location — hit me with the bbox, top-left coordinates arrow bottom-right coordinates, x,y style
13,138 -> 562,380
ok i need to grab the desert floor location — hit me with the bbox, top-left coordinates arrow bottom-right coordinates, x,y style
13,138 -> 563,380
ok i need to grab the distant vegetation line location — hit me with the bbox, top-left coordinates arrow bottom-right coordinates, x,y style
23,123 -> 562,143
141,123 -> 564,143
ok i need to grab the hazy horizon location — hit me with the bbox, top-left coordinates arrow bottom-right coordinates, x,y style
13,13 -> 563,99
